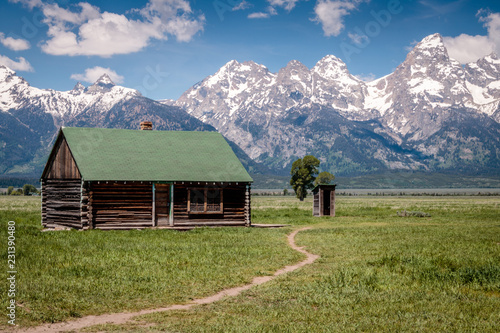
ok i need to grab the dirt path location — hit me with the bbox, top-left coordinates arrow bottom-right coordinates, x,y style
15,227 -> 319,333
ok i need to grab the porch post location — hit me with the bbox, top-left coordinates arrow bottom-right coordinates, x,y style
169,184 -> 174,226
152,183 -> 156,227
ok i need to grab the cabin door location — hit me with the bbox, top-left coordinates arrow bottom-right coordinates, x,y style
155,184 -> 170,226
322,190 -> 331,216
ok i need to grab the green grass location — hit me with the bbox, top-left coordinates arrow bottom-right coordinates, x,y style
1,195 -> 500,331
0,197 -> 301,327
119,196 -> 499,332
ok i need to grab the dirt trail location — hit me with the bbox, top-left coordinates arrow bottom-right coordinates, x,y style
15,227 -> 318,333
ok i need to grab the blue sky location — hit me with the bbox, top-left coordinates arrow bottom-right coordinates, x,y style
1,0 -> 499,100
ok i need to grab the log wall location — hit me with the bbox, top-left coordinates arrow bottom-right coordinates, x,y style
81,183 -> 90,229
173,184 -> 248,226
41,180 -> 251,229
41,179 -> 82,229
245,185 -> 251,226
90,182 -> 153,230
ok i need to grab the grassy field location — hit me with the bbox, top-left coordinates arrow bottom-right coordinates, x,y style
0,196 -> 301,327
1,195 -> 499,331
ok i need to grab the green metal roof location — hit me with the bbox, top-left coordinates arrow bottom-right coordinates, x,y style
60,127 -> 253,182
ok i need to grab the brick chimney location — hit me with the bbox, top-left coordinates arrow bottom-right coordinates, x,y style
140,121 -> 153,130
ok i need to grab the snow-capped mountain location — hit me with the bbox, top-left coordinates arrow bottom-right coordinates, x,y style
464,54 -> 500,119
2,32 -> 500,178
0,68 -> 139,120
173,33 -> 500,175
0,68 -> 215,176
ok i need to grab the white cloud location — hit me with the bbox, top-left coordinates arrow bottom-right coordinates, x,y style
15,0 -> 205,57
232,1 -> 252,11
0,33 -> 30,51
139,0 -> 204,42
248,12 -> 270,19
247,0 -> 299,18
442,11 -> 500,64
0,55 -> 33,71
268,0 -> 300,11
248,6 -> 277,19
313,0 -> 358,37
70,66 -> 124,84
348,31 -> 368,45
443,34 -> 494,63
481,12 -> 500,56
8,0 -> 43,10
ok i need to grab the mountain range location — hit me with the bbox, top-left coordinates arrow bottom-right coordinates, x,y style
172,33 -> 500,175
1,33 -> 499,179
0,68 -> 218,176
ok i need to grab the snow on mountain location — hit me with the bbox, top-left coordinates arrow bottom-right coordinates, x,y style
464,53 -> 500,117
174,33 -> 500,174
365,33 -> 474,140
0,68 -> 214,176
2,32 -> 500,177
310,55 -> 366,112
0,68 -> 140,119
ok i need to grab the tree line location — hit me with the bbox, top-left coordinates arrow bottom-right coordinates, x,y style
2,184 -> 39,196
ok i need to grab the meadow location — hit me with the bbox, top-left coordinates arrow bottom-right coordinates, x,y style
1,194 -> 499,332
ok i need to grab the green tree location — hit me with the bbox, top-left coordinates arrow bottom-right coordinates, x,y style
7,186 -> 13,195
290,155 -> 320,201
23,184 -> 38,196
11,188 -> 23,196
314,171 -> 335,186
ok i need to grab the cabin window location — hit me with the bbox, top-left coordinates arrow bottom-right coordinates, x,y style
188,188 -> 223,213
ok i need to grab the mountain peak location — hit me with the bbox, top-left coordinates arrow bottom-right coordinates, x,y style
0,64 -> 14,72
418,33 -> 444,48
316,54 -> 343,65
324,54 -> 341,60
314,55 -> 348,69
223,59 -> 239,67
484,53 -> 500,64
401,33 -> 450,69
411,33 -> 447,57
86,74 -> 116,94
70,82 -> 85,95
220,60 -> 265,72
0,65 -> 16,79
312,54 -> 353,79
283,59 -> 308,71
73,82 -> 85,90
94,73 -> 115,86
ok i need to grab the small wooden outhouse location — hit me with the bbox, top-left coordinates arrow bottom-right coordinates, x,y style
40,124 -> 253,229
312,184 -> 336,217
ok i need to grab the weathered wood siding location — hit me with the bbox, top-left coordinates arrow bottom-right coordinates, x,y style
81,183 -> 90,229
41,134 -> 85,229
90,182 -> 153,230
45,137 -> 81,179
330,190 -> 336,217
42,179 -> 82,228
42,179 -> 251,229
173,184 -> 248,226
245,185 -> 251,226
312,185 -> 336,217
313,192 -> 320,216
154,184 -> 170,226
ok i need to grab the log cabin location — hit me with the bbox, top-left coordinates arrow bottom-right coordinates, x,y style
40,123 -> 253,230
